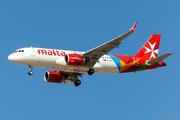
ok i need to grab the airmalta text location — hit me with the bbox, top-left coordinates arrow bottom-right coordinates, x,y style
38,49 -> 65,57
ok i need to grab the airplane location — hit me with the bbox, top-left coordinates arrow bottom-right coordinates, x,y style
8,22 -> 172,86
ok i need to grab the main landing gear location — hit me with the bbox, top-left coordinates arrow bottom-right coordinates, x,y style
74,68 -> 94,86
86,62 -> 95,75
74,80 -> 81,87
28,65 -> 33,75
87,68 -> 95,75
73,68 -> 94,87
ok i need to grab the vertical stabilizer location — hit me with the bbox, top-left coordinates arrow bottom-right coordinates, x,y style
134,34 -> 161,60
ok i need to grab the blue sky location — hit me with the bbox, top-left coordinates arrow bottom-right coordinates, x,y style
1,0 -> 180,119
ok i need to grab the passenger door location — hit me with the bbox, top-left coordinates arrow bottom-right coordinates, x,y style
30,47 -> 36,57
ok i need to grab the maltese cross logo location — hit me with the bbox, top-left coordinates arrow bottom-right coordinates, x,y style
144,42 -> 159,59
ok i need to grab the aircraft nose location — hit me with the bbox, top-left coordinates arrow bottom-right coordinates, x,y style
8,53 -> 17,62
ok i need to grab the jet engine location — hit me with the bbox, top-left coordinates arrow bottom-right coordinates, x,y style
65,54 -> 86,66
44,71 -> 64,83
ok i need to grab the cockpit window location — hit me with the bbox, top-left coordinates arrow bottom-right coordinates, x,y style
15,50 -> 24,53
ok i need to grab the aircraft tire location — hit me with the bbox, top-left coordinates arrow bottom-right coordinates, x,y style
28,71 -> 33,75
74,80 -> 81,86
88,68 -> 94,75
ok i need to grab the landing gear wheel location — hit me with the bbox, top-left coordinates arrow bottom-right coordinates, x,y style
28,71 -> 33,75
74,80 -> 81,87
28,65 -> 33,76
88,68 -> 95,75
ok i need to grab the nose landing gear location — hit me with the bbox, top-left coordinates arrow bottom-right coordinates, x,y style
28,65 -> 33,75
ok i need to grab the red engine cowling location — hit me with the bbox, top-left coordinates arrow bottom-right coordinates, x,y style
44,71 -> 64,83
65,54 -> 85,66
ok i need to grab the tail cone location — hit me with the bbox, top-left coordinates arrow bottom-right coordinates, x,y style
161,62 -> 166,66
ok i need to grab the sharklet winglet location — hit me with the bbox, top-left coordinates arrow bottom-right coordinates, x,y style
130,22 -> 138,32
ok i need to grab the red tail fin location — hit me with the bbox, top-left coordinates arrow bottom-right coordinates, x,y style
134,34 -> 161,60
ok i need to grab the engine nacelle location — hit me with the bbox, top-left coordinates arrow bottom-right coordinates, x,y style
44,71 -> 64,83
65,54 -> 86,66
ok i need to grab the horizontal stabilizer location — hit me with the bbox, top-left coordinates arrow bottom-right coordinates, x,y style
147,52 -> 172,65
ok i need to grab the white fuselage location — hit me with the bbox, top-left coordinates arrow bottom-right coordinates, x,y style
8,47 -> 120,74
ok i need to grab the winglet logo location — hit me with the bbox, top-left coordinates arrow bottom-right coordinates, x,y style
130,22 -> 138,32
144,42 -> 159,59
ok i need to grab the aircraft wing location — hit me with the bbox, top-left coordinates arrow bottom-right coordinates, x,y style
83,22 -> 138,67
